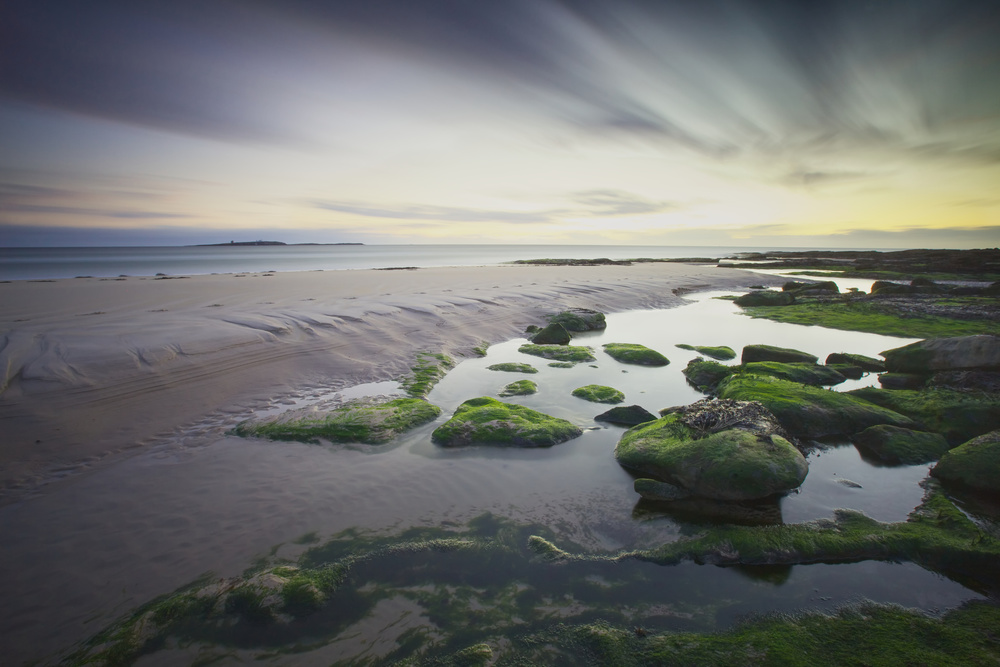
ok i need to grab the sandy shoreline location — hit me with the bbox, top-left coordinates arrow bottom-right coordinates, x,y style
0,262 -> 773,503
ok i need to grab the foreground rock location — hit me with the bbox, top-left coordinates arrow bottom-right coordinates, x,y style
850,386 -> 1000,445
854,425 -> 950,465
741,344 -> 818,365
931,430 -> 1000,494
233,397 -> 441,444
615,400 -> 808,501
432,397 -> 582,447
530,322 -> 572,345
547,308 -> 607,332
602,343 -> 670,366
594,405 -> 657,426
882,335 -> 1000,373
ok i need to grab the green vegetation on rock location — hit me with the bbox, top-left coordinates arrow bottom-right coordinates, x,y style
546,308 -> 607,331
518,343 -> 595,362
854,425 -> 950,465
548,361 -> 576,368
932,430 -> 1000,493
530,321 -> 572,345
882,335 -> 1000,373
733,290 -> 794,307
682,358 -> 736,393
399,352 -> 455,397
676,344 -> 736,360
594,404 -> 657,426
741,344 -> 818,365
826,352 -> 885,371
498,379 -> 538,397
571,384 -> 625,404
486,362 -> 538,374
602,343 -> 670,366
432,397 -> 582,447
743,361 -> 846,386
849,386 -> 1000,445
232,398 -> 441,444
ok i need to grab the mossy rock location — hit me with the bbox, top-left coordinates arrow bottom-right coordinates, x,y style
546,308 -> 606,332
854,425 -> 950,465
743,361 -> 846,386
734,291 -> 794,307
676,344 -> 736,360
518,343 -> 595,362
882,335 -> 1000,373
741,344 -> 818,365
233,397 -> 441,444
486,362 -> 538,374
548,361 -> 576,368
932,430 -> 1000,493
826,364 -> 864,380
399,352 -> 455,398
682,358 -> 736,393
498,380 -> 538,397
530,322 -> 572,345
572,384 -> 625,404
849,386 -> 1000,445
878,373 -> 928,390
594,404 -> 657,426
718,374 -> 916,438
826,352 -> 886,372
615,401 -> 807,501
602,343 -> 670,366
871,280 -> 914,295
431,397 -> 582,447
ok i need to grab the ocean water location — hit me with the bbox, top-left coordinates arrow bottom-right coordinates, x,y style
0,244 -> 858,280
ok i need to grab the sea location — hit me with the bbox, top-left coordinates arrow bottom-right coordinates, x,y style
0,244 -> 869,281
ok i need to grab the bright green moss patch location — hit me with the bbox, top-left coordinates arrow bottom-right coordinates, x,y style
400,352 -> 455,397
498,379 -> 538,397
849,387 -> 1000,445
432,396 -> 582,447
518,343 -> 595,362
682,358 -> 736,393
676,343 -> 737,360
602,343 -> 670,366
743,361 -> 846,386
232,397 -> 441,444
571,384 -> 625,404
471,342 -> 489,357
486,362 -> 538,374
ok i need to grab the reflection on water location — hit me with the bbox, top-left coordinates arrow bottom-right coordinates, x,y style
0,289 -> 970,665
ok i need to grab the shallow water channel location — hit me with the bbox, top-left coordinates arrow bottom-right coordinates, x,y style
0,288 -> 987,664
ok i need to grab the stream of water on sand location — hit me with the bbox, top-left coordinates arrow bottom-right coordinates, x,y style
1,284 -> 987,664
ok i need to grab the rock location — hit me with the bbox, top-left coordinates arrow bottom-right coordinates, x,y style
877,373 -> 928,390
602,343 -> 670,366
682,358 -> 736,393
525,325 -> 541,334
676,344 -> 737,360
743,361 -> 846,386
849,386 -> 1000,445
882,335 -> 1000,373
594,405 -> 657,426
498,380 -> 538,397
854,425 -> 950,465
825,353 -> 886,372
871,281 -> 913,295
518,343 -> 595,362
432,397 -> 582,447
572,384 -> 625,404
734,291 -> 794,307
799,280 -> 840,294
633,478 -> 691,501
826,364 -> 864,380
487,362 -> 538,374
718,374 -> 916,438
931,430 -> 1000,493
741,344 -> 818,365
548,361 -> 576,368
782,281 -> 808,292
929,370 -> 1000,392
530,322 -> 572,345
615,400 -> 808,501
546,308 -> 606,332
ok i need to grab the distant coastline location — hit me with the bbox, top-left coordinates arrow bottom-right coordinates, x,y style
192,241 -> 365,246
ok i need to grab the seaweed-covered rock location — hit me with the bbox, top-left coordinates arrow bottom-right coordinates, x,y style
633,478 -> 691,501
849,387 -> 1000,445
233,397 -> 441,444
878,373 -> 928,390
826,364 -> 864,380
518,343 -> 595,362
734,291 -> 794,307
826,353 -> 886,372
530,322 -> 571,345
615,400 -> 807,501
743,362 -> 846,386
871,280 -> 914,295
741,344 -> 818,365
782,281 -> 808,292
931,430 -> 1000,493
676,344 -> 737,360
682,358 -> 736,393
602,343 -> 670,366
929,370 -> 1000,392
498,380 -> 538,397
546,308 -> 606,332
548,361 -> 576,368
854,425 -> 950,465
882,336 -> 1000,373
571,384 -> 625,404
486,362 -> 538,374
594,405 -> 657,426
718,374 -> 916,438
432,397 -> 581,447
797,280 -> 840,294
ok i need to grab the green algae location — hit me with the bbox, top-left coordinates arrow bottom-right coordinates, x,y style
486,362 -> 538,374
471,341 -> 489,357
530,321 -> 572,344
854,424 -> 951,465
431,396 -> 582,447
548,361 -> 577,368
826,352 -> 885,372
741,344 -> 818,365
546,308 -> 607,331
675,344 -> 737,360
682,358 -> 736,393
849,387 -> 1000,445
572,384 -> 625,404
733,290 -> 794,307
498,379 -> 538,397
932,430 -> 1000,493
518,343 -> 595,362
602,343 -> 670,366
743,361 -> 846,386
232,397 -> 441,444
400,352 -> 456,397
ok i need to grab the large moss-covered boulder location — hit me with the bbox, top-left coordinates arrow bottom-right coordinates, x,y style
718,374 -> 916,438
572,384 -> 625,404
498,380 -> 538,397
615,400 -> 807,501
826,364 -> 864,380
518,343 -> 595,362
826,352 -> 886,372
602,343 -> 670,366
734,291 -> 794,307
233,397 -> 441,444
741,344 -> 818,365
683,358 -> 736,393
854,425 -> 950,465
882,335 -> 1000,373
432,397 -> 581,448
530,322 -> 572,345
849,387 -> 1000,445
676,344 -> 737,360
877,373 -> 927,390
931,430 -> 1000,493
743,362 -> 846,386
594,405 -> 657,426
546,308 -> 606,332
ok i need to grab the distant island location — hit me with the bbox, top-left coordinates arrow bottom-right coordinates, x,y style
193,241 -> 364,246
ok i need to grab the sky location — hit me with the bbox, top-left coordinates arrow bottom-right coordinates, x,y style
1,0 -> 999,248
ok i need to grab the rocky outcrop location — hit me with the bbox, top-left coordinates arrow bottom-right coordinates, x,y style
530,322 -> 572,345
854,425 -> 950,465
881,335 -> 1000,373
741,344 -> 818,365
432,397 -> 582,447
931,430 -> 1000,493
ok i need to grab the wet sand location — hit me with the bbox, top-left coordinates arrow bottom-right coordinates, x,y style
0,262 -> 767,503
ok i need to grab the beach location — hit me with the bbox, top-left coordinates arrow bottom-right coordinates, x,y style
0,262 -> 768,504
